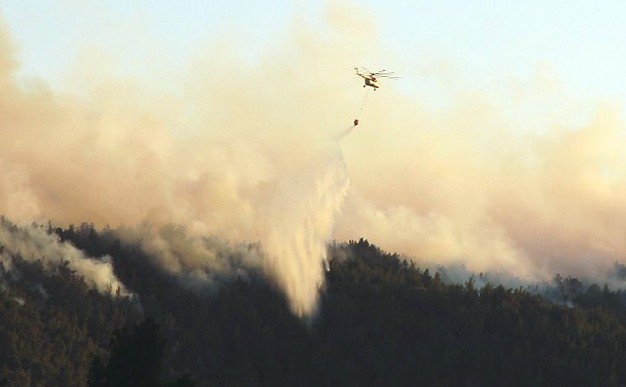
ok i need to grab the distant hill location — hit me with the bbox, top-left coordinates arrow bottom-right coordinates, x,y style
1,221 -> 626,386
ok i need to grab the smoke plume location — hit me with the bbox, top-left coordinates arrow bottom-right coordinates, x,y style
2,4 -> 626,315
0,218 -> 128,294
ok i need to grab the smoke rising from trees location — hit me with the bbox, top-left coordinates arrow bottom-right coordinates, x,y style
2,4 -> 626,315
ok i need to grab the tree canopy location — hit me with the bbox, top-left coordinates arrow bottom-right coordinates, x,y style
1,222 -> 626,386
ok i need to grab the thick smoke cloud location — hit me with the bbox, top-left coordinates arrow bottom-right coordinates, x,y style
337,99 -> 626,283
2,4 -> 626,315
0,6 -> 359,316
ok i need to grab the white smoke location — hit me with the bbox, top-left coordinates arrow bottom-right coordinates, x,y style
0,218 -> 129,295
118,223 -> 264,289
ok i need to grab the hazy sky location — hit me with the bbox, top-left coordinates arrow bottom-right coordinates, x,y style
2,0 -> 626,101
4,1 -> 626,313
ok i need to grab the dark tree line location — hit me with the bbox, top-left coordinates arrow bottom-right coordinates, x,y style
2,221 -> 626,386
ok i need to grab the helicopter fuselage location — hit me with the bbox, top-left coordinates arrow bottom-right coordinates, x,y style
355,68 -> 381,89
364,78 -> 379,89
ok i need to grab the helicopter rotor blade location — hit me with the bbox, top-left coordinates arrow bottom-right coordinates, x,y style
372,71 -> 395,76
353,67 -> 401,81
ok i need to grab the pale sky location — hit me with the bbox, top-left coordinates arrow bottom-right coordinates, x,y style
2,0 -> 626,103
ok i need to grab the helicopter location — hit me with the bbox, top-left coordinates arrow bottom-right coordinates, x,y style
354,67 -> 400,90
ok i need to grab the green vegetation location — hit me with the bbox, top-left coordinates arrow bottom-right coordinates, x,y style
1,222 -> 626,386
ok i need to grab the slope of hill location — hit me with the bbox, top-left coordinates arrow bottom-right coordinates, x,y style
1,221 -> 626,386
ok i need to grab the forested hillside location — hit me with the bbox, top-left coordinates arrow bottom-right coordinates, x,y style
2,221 -> 626,386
